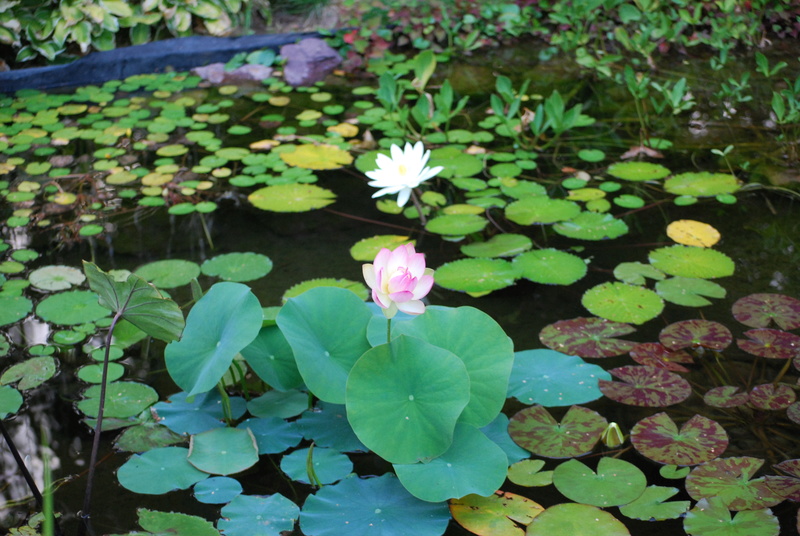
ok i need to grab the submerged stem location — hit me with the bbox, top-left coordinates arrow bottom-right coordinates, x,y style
387,318 -> 392,344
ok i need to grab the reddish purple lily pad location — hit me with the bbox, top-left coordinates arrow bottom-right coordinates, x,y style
630,413 -> 728,466
732,293 -> 800,330
685,457 -> 786,511
508,405 -> 607,458
599,366 -> 691,407
629,342 -> 693,373
704,386 -> 750,408
772,460 -> 800,501
737,328 -> 800,359
659,320 -> 732,351
748,383 -> 796,410
787,401 -> 800,425
539,317 -> 636,358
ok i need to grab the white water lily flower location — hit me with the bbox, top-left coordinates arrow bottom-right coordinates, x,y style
365,141 -> 443,207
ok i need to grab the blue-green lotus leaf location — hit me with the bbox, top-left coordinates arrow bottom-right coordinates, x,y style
247,389 -> 308,419
296,402 -> 366,452
508,349 -> 611,406
276,287 -> 372,404
117,447 -> 208,494
165,282 -> 262,396
300,474 -> 451,536
553,212 -> 629,240
505,196 -> 581,225
346,335 -> 470,464
0,385 -> 22,418
513,248 -> 588,285
389,306 -> 514,427
200,252 -> 273,282
193,476 -> 242,504
237,417 -> 302,454
280,446 -> 353,485
218,493 -> 300,536
134,259 -> 201,288
36,290 -> 109,326
188,427 -> 259,475
480,413 -> 530,466
394,423 -> 508,502
153,390 -> 247,435
133,508 -> 219,536
240,324 -> 303,391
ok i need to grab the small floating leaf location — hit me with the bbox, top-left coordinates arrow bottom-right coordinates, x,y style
134,259 -> 201,288
513,249 -> 587,285
219,493 -> 300,536
434,258 -> 517,296
607,161 -> 671,181
507,349 -> 610,406
582,282 -> 664,324
527,503 -> 630,536
666,219 -> 721,247
508,405 -> 607,458
36,290 -> 109,325
200,252 -> 273,282
704,386 -> 750,408
649,245 -> 734,279
460,234 -> 532,258
664,172 -> 740,197
553,212 -> 629,240
426,214 -> 488,236
629,342 -> 693,373
683,497 -> 779,536
553,457 -> 646,507
656,277 -> 727,307
1,356 -> 57,390
737,328 -> 800,359
29,265 -> 85,291
188,427 -> 259,475
505,196 -> 581,225
599,365 -> 691,407
631,413 -> 728,466
117,447 -> 207,494
248,184 -> 336,212
749,383 -> 795,410
279,143 -> 353,170
618,486 -> 690,521
539,317 -> 636,358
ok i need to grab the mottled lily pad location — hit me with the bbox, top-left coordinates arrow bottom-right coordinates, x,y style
449,491 -> 545,536
607,161 -> 671,181
460,234 -> 532,258
631,413 -> 728,466
737,328 -> 800,359
200,252 -> 273,282
434,258 -> 517,296
553,457 -> 646,507
508,405 -> 607,458
134,259 -> 201,288
629,342 -> 693,373
748,383 -> 796,410
685,457 -> 785,511
659,319 -> 732,351
507,349 -> 610,406
248,184 -> 336,212
664,172 -> 740,197
539,317 -> 636,358
553,212 -> 629,240
704,386 -> 750,408
582,282 -> 664,324
732,293 -> 800,330
599,365 -> 691,407
512,249 -> 587,285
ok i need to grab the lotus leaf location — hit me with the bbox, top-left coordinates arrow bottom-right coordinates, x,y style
128,508 -> 219,536
512,248 -> 587,285
133,259 -> 200,289
460,234 -> 532,258
704,386 -> 750,408
281,446 -> 353,485
77,381 -> 158,418
539,317 -> 636,358
737,328 -> 800,359
240,325 -> 303,392
425,214 -> 488,235
607,161 -> 671,181
659,319 -> 732,351
666,219 -> 721,247
553,211 -> 629,240
507,459 -> 553,487
749,383 -> 796,410
505,196 -> 581,225
350,235 -> 413,261
113,419 -> 185,453
732,293 -> 800,330
200,252 -> 273,282
188,427 -> 259,475
296,402 -> 365,452
649,245 -> 734,279
613,262 -> 666,285
248,183 -> 336,212
656,277 -> 727,307
599,365 -> 691,407
480,413 -> 530,466
683,497 -> 779,536
507,349 -> 610,406
29,265 -> 85,291
152,390 -> 247,435
117,447 -> 207,494
527,503 -> 630,536
238,417 -> 302,454
434,258 -> 518,296
664,172 -> 740,197
346,335 -> 470,464
36,290 -> 109,325
246,388 -> 308,419
553,457 -> 647,507
279,143 -> 353,170
618,486 -> 690,521
299,474 -> 451,536
218,493 -> 300,536
685,457 -> 785,510
508,405 -> 607,458
582,281 -> 664,324
0,295 -> 32,326
631,413 -> 728,465
629,342 -> 693,372
449,491 -> 545,536
0,385 -> 22,418
193,476 -> 242,504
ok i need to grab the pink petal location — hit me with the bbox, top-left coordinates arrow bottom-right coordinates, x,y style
362,264 -> 376,289
406,253 -> 426,277
389,290 -> 414,303
412,274 -> 434,299
373,248 -> 391,270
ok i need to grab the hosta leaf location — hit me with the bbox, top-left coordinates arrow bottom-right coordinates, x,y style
731,293 -> 800,330
659,319 -> 732,351
630,413 -> 728,465
434,258 -> 517,296
508,405 -> 607,458
599,365 -> 691,407
539,317 -> 636,358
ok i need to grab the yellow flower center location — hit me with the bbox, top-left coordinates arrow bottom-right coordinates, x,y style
398,164 -> 408,176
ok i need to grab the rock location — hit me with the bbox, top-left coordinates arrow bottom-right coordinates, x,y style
280,37 -> 341,86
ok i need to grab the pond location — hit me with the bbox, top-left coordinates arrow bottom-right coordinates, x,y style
2,36 -> 800,536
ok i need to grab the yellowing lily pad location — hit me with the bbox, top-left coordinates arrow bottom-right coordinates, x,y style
279,144 -> 353,170
249,184 -> 336,212
450,491 -> 544,536
326,123 -> 358,137
666,219 -> 721,247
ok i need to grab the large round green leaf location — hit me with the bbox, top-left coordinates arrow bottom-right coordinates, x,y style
582,282 -> 664,324
200,252 -> 273,282
683,497 -> 779,536
527,502 -> 630,536
553,457 -> 647,507
393,423 -> 508,502
0,356 -> 57,390
607,161 -> 671,181
513,249 -> 587,285
460,234 -> 532,258
134,259 -> 201,288
618,486 -> 690,522
240,325 -> 303,391
165,282 -> 262,396
277,287 -> 372,404
434,258 -> 518,296
0,295 -> 32,326
248,183 -> 336,212
425,214 -> 488,236
77,381 -> 158,418
117,447 -> 208,494
553,212 -> 629,240
508,349 -> 610,406
188,427 -> 259,475
218,494 -> 300,536
36,290 -> 109,325
648,245 -> 734,279
664,172 -> 740,196
0,385 -> 22,418
346,335 -> 470,464
539,317 -> 636,358
505,196 -> 581,225
300,474 -> 450,536
29,265 -> 85,290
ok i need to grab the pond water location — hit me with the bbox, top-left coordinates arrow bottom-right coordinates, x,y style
2,37 -> 800,536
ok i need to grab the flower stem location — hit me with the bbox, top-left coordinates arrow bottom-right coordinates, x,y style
410,189 -> 427,225
387,318 -> 392,344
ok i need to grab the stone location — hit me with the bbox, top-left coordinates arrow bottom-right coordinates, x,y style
280,37 -> 341,86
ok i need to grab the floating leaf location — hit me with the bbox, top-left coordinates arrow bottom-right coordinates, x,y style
281,446 -> 353,485
685,457 -> 785,510
461,234 -> 532,258
704,386 -> 750,408
279,143 -> 353,170
508,405 -> 607,458
449,491 -> 545,536
553,212 -> 629,240
0,385 -> 23,418
737,328 -> 800,359
683,497 -> 779,536
188,427 -> 259,475
1,356 -> 57,390
582,281 -> 664,324
507,459 -> 551,487
666,219 -> 721,247
29,265 -> 85,291
239,416 -> 303,454
200,252 -> 273,282
425,214 -> 488,236
282,278 -> 368,301
0,295 -> 32,326
513,249 -> 587,285
599,365 -> 691,407
248,183 -> 336,212
296,402 -> 364,452
507,349 -> 610,406
749,383 -> 796,410
613,262 -> 665,285
117,447 -> 207,494
527,503 -> 629,536
505,196 -> 581,225
77,381 -> 158,419
631,413 -> 728,465
629,342 -> 693,372
134,259 -> 201,289
656,277 -> 727,307
434,258 -> 517,296
649,245 -> 734,279
130,508 -> 219,536
193,476 -> 243,504
350,235 -> 413,261
218,493 -> 300,536
659,319 -> 732,351
153,391 -> 247,435
618,486 -> 689,521
553,457 -> 646,507
607,161 -> 671,181
664,172 -> 740,197
732,293 -> 800,330
36,290 -> 109,325
539,317 -> 636,358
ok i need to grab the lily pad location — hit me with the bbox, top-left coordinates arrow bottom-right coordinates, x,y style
188,427 -> 259,475
581,282 -> 664,324
512,249 -> 587,285
607,161 -> 671,181
77,381 -> 158,418
553,457 -> 647,507
732,293 -> 800,330
449,491 -> 545,536
508,405 -> 607,458
507,349 -> 610,406
193,476 -> 242,504
282,278 -> 368,301
629,342 -> 693,372
539,317 -> 636,358
434,258 -> 518,296
655,277 -> 727,307
280,446 -> 353,485
683,497 -> 779,536
659,319 -> 732,351
505,196 -> 581,225
553,212 -> 629,240
350,235 -> 413,261
35,290 -> 109,325
117,447 -> 208,494
200,252 -> 273,282
599,365 -> 691,407
460,234 -> 532,258
134,259 -> 201,289
613,262 -> 665,285
248,183 -> 336,212
737,328 -> 800,358
0,295 -> 32,326
507,459 -> 553,487
664,172 -> 740,197
685,457 -> 785,510
29,265 -> 85,291
425,214 -> 488,236
279,143 -> 353,170
618,486 -> 689,521
704,386 -> 750,408
527,503 -> 629,536
1,356 -> 57,390
631,413 -> 728,465
218,493 -> 300,536
648,245 -> 734,279
749,383 -> 796,410
128,508 -> 219,536
0,385 -> 23,418
666,219 -> 721,247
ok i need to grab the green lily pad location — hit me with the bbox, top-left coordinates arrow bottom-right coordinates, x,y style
527,503 -> 629,536
664,172 -> 740,196
127,508 -> 219,536
0,295 -> 33,326
507,349 -> 610,406
460,234 -> 532,258
649,245 -> 734,279
0,356 -> 57,390
134,259 -> 200,288
0,385 -> 23,418
656,277 -> 727,306
29,265 -> 85,291
218,493 -> 300,536
282,278 -> 369,301
505,196 -> 581,225
429,146 -> 483,178
35,290 -> 109,325
685,457 -> 785,510
434,258 -> 517,296
539,317 -> 636,358
607,161 -> 671,181
553,457 -> 646,507
350,235 -> 413,261
731,293 -> 800,330
683,497 -> 779,536
280,446 -> 353,485
188,427 -> 259,475
618,486 -> 690,521
279,143 -> 353,170
117,447 -> 208,494
599,365 -> 691,407
248,183 -> 336,212
77,381 -> 158,418
578,149 -> 605,162
659,319 -> 732,351
425,214 -> 488,236
553,212 -> 629,240
513,249 -> 587,285
508,405 -> 607,458
113,419 -> 185,453
582,282 -> 664,324
200,252 -> 273,282
507,459 -> 553,487
450,491 -> 545,536
613,262 -> 666,285
631,413 -> 728,466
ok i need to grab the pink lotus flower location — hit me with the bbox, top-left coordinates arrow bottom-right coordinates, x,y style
362,244 -> 434,318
